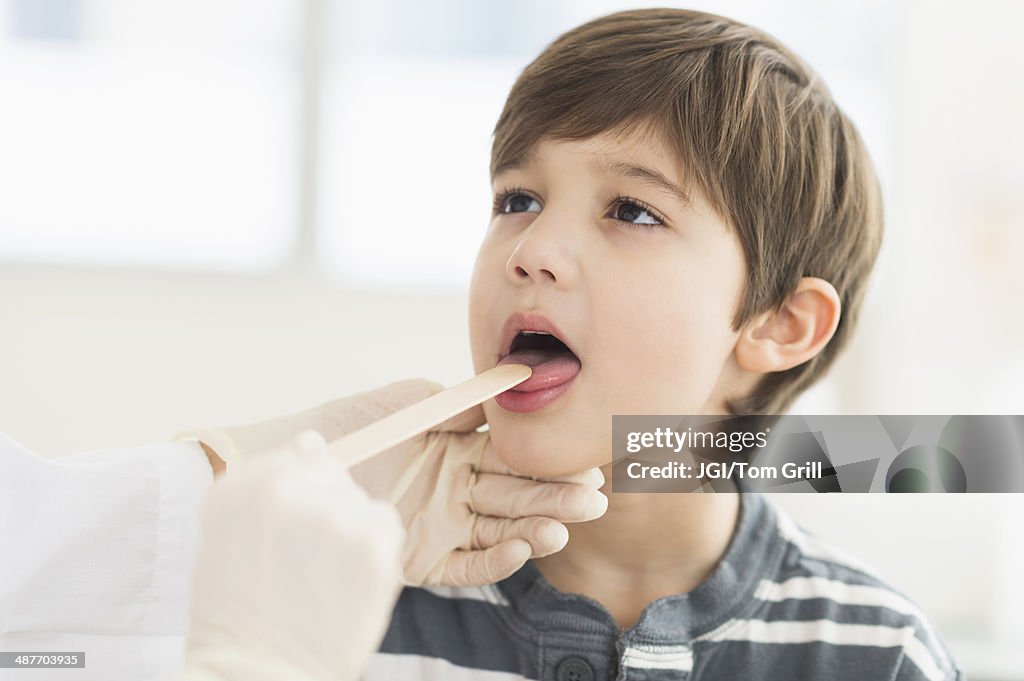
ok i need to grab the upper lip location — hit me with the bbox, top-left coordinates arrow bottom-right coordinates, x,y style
498,311 -> 579,363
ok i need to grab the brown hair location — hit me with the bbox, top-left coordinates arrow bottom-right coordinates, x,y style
491,8 -> 883,415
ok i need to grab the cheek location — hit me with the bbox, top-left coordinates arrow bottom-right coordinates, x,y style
591,264 -> 739,414
468,236 -> 511,374
467,287 -> 485,370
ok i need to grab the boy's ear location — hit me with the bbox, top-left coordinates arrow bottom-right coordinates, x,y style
735,277 -> 842,373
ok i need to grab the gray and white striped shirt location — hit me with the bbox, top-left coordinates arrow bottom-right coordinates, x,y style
365,492 -> 963,680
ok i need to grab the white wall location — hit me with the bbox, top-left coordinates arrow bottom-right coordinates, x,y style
0,265 -> 473,456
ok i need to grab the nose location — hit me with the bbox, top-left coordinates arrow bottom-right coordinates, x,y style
505,215 -> 579,289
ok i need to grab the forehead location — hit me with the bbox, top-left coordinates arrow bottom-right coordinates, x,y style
495,126 -> 679,177
494,127 -> 694,209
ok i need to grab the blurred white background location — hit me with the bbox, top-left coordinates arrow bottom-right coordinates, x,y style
1,0 -> 1022,677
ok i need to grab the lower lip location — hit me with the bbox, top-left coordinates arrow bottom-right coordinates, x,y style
494,375 -> 577,413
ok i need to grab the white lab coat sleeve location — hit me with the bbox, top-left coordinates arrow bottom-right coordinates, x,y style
0,432 -> 214,681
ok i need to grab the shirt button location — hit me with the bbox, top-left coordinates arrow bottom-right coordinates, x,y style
555,656 -> 595,681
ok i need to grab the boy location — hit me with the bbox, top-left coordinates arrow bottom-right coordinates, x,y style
366,8 -> 962,681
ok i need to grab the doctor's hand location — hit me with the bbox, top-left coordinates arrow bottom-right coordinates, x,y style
176,431 -> 402,681
178,379 -> 608,587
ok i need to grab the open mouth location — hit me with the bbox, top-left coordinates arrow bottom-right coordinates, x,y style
497,330 -> 581,393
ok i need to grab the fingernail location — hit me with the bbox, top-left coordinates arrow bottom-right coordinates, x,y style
576,467 -> 605,488
293,430 -> 328,460
583,490 -> 609,518
540,522 -> 569,553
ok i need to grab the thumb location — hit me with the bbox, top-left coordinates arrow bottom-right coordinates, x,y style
288,429 -> 330,461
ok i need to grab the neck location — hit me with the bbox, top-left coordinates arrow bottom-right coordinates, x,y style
532,464 -> 740,629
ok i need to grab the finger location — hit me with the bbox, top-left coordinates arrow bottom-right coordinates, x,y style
470,473 -> 608,522
272,456 -> 367,510
473,516 -> 569,557
288,429 -> 330,461
324,495 -> 406,553
435,403 -> 486,433
437,539 -> 532,587
545,467 -> 605,488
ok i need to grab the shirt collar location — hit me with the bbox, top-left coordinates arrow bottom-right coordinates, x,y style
496,491 -> 785,644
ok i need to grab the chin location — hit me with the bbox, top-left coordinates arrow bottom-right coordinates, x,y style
486,419 -> 595,480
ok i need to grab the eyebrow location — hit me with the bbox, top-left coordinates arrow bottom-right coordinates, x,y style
493,153 -> 692,209
591,158 -> 692,208
492,153 -> 535,178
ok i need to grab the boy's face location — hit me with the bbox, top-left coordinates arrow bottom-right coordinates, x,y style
469,127 -> 749,478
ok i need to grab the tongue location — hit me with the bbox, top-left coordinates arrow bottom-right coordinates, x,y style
497,349 -> 581,392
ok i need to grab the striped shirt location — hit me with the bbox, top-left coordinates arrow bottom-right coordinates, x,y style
365,492 -> 963,680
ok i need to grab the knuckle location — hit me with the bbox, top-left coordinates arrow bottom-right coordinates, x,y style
554,483 -> 582,514
482,549 -> 501,584
455,555 -> 474,586
476,517 -> 511,548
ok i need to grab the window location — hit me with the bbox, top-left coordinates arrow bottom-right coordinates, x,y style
0,0 -> 299,270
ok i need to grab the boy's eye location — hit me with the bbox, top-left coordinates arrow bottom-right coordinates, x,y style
492,190 -> 665,229
496,192 -> 542,214
612,200 -> 663,226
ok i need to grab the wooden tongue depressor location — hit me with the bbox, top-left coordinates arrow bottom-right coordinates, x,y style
328,364 -> 532,470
